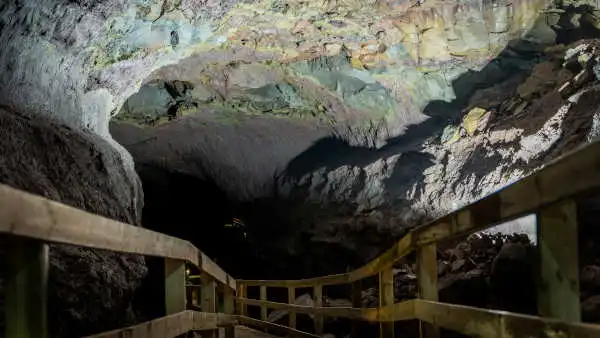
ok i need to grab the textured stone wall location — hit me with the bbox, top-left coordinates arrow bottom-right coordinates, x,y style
0,107 -> 146,337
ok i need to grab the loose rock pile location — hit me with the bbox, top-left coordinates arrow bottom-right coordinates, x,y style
357,233 -> 535,310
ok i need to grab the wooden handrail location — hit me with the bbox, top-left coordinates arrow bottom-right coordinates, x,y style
84,311 -> 236,338
0,183 -> 235,290
414,300 -> 600,338
240,139 -> 600,288
236,297 -> 600,337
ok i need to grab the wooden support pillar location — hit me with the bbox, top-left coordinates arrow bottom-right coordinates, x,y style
313,284 -> 324,335
379,268 -> 394,338
288,287 -> 296,329
165,258 -> 187,315
260,285 -> 268,321
417,244 -> 439,338
5,238 -> 48,338
350,280 -> 362,338
537,200 -> 581,321
201,276 -> 218,338
236,283 -> 247,317
224,285 -> 236,338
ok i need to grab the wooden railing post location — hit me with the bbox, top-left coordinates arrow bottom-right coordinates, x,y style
236,283 -> 247,317
224,284 -> 236,338
417,244 -> 439,338
350,280 -> 362,338
260,285 -> 268,321
201,275 -> 218,338
5,238 -> 48,338
537,200 -> 581,321
313,284 -> 324,335
288,287 -> 296,329
379,268 -> 394,338
164,258 -> 186,315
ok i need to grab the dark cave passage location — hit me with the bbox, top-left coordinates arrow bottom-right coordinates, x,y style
136,164 -> 260,278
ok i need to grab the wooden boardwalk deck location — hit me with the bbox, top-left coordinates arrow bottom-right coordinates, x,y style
231,326 -> 280,338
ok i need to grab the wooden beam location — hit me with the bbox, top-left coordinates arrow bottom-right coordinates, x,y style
414,300 -> 600,338
537,200 -> 581,321
237,298 -> 414,322
223,284 -> 236,338
85,311 -> 236,338
238,298 -> 365,319
379,268 -> 394,338
313,285 -> 324,335
165,259 -> 186,315
236,283 -> 247,316
288,287 -> 297,329
0,183 -> 236,290
239,273 -> 351,288
5,237 -> 48,338
417,244 -> 439,338
236,316 -> 321,338
375,301 -> 415,322
201,276 -> 218,338
350,280 -> 362,338
260,285 -> 268,321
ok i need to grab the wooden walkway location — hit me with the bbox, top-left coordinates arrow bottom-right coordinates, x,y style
233,326 -> 280,338
3,140 -> 600,337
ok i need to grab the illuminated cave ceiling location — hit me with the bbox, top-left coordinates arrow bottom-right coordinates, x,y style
4,0 -> 600,226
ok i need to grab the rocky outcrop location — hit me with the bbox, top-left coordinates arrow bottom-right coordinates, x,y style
107,3 -> 600,281
272,36 -> 600,274
0,108 -> 146,338
0,0 -> 551,146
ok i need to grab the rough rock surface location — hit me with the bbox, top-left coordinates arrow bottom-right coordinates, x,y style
107,3 -> 600,281
0,108 -> 146,338
0,0 -> 552,146
271,36 -> 600,275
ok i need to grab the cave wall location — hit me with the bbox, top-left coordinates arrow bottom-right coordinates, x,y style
0,108 -> 146,338
112,5 -> 600,281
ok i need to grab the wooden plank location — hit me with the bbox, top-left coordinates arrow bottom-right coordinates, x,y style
349,233 -> 413,283
350,280 -> 361,338
288,287 -> 297,329
236,316 -> 321,338
0,183 -> 236,289
239,272 -> 351,288
375,301 -> 415,322
414,300 -> 600,338
5,238 -> 48,338
85,311 -> 236,338
224,285 -> 236,338
238,298 -> 367,321
537,200 -> 581,321
201,253 -> 236,290
237,283 -> 248,316
379,268 -> 394,338
416,244 -> 439,338
313,285 -> 324,335
260,285 -> 268,321
165,259 -> 186,315
201,276 -> 218,338
239,234 -> 413,288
